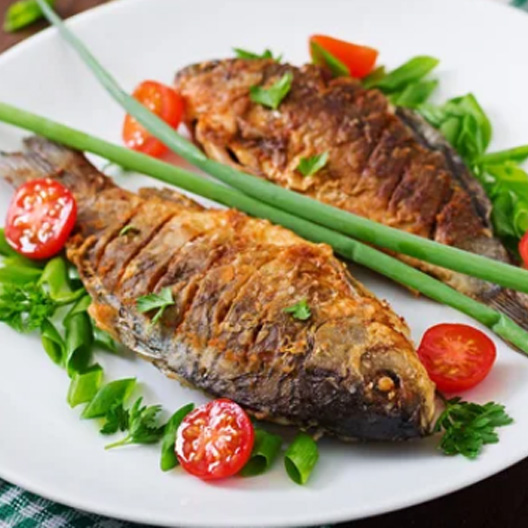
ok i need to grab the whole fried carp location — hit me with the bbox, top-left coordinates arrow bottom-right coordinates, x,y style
174,58 -> 528,331
0,137 -> 435,440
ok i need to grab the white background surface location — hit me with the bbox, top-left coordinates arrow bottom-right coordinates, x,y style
0,0 -> 528,526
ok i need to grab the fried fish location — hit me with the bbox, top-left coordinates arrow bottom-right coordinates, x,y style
0,137 -> 435,440
174,58 -> 528,330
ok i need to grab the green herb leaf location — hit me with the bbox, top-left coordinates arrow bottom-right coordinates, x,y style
105,397 -> 165,449
233,48 -> 282,62
478,145 -> 528,167
0,282 -> 56,332
160,403 -> 195,471
119,225 -> 140,237
67,364 -> 103,408
4,0 -> 55,32
93,326 -> 118,353
0,265 -> 42,285
283,298 -> 311,320
284,433 -> 319,485
362,66 -> 386,89
136,287 -> 175,325
390,79 -> 438,108
0,228 -> 17,257
240,428 -> 282,477
250,72 -> 293,110
297,152 -> 329,177
81,378 -> 136,419
310,41 -> 349,78
371,56 -> 439,93
100,403 -> 130,435
435,397 -> 513,459
41,318 -> 65,365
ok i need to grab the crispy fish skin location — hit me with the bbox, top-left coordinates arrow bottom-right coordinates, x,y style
174,59 -> 528,330
0,137 -> 435,440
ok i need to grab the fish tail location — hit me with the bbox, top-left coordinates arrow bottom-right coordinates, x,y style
481,288 -> 528,332
0,136 -> 112,197
0,150 -> 55,188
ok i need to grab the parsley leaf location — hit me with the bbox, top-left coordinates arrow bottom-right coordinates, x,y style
0,282 -> 56,332
297,152 -> 329,177
100,403 -> 130,435
105,397 -> 165,449
136,287 -> 175,325
435,397 -> 513,459
119,225 -> 140,237
283,298 -> 311,321
250,72 -> 293,110
234,48 -> 282,62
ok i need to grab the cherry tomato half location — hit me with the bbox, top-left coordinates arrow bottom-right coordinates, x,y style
175,399 -> 254,480
5,178 -> 77,260
417,323 -> 496,393
309,35 -> 378,79
122,80 -> 184,158
519,231 -> 528,268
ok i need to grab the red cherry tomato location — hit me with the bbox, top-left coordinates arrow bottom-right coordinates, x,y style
519,231 -> 528,268
5,178 -> 77,260
175,399 -> 254,480
122,80 -> 184,158
309,35 -> 378,78
417,324 -> 496,393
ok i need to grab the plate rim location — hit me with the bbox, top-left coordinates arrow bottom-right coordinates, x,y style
0,0 -> 527,526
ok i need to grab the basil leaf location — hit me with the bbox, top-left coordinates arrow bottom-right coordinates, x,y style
67,364 -> 103,408
0,266 -> 42,285
249,72 -> 293,110
362,66 -> 386,89
372,56 -> 439,93
81,378 -> 136,419
160,403 -> 195,471
478,145 -> 528,166
94,326 -> 118,353
391,79 -> 438,108
310,41 -> 349,77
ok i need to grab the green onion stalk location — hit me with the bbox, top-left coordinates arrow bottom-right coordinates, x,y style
34,0 -> 528,296
0,102 -> 527,353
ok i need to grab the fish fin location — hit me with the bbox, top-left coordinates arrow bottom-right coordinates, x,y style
0,151 -> 55,188
481,288 -> 528,332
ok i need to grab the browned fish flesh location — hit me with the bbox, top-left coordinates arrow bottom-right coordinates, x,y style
0,137 -> 435,440
174,58 -> 528,330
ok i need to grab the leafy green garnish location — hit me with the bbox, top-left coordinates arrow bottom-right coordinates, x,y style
435,397 -> 513,459
105,397 -> 165,449
160,403 -> 195,471
4,0 -> 55,32
136,287 -> 175,325
362,66 -> 386,89
119,225 -> 140,237
310,41 -> 348,78
250,72 -> 293,110
0,282 -> 56,332
370,56 -> 439,93
390,79 -> 438,108
81,378 -> 136,419
283,298 -> 311,320
233,48 -> 282,62
41,318 -> 65,366
67,364 -> 103,408
100,403 -> 130,435
297,152 -> 329,177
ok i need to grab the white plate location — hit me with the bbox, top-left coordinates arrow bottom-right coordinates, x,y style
0,0 -> 527,526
